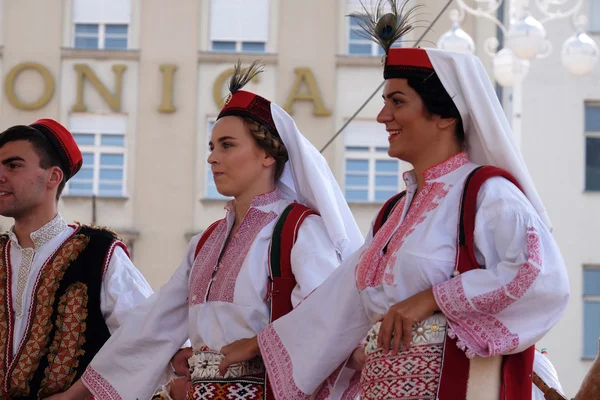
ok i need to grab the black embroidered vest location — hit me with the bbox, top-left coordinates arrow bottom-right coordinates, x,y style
0,226 -> 121,399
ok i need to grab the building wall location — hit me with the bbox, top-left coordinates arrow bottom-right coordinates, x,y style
508,14 -> 600,395
0,0 -> 597,396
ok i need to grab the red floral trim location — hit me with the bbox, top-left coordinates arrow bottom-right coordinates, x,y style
472,286 -> 512,316
191,190 -> 280,304
82,367 -> 123,400
251,189 -> 280,207
423,152 -> 469,181
189,207 -> 277,304
102,241 -> 129,277
526,227 -> 542,266
471,262 -> 540,316
224,189 -> 281,212
188,220 -> 227,305
433,276 -> 519,358
314,385 -> 330,400
471,225 -> 542,315
258,325 -> 310,399
208,210 -> 276,302
356,182 -> 450,290
341,371 -> 361,400
507,262 -> 540,298
433,225 -> 544,358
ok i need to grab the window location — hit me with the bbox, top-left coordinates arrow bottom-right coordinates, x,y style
210,0 -> 269,53
205,121 -> 229,200
211,41 -> 266,53
66,115 -> 127,197
585,103 -> 600,191
590,0 -> 600,33
348,16 -> 385,56
74,23 -> 128,50
72,0 -> 131,50
346,0 -> 403,56
343,121 -> 404,202
74,24 -> 99,49
583,265 -> 600,358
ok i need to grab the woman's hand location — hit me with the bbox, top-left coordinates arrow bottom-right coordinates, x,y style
218,337 -> 260,377
377,288 -> 439,355
347,346 -> 366,372
170,347 -> 193,378
169,377 -> 192,400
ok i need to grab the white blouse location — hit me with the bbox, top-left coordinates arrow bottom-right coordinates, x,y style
82,191 -> 341,400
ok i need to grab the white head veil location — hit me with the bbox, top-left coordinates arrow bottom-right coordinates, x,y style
271,103 -> 364,259
425,49 -> 551,229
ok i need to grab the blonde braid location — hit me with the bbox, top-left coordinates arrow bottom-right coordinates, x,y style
243,117 -> 288,180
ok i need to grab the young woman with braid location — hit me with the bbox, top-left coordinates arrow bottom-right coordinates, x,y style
49,61 -> 364,400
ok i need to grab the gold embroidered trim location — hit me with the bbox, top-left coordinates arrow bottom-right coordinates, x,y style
8,234 -> 89,397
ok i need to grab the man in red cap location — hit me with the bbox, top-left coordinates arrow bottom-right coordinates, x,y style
0,119 -> 153,398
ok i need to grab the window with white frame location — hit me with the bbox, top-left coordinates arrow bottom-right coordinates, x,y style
210,0 -> 268,53
205,120 -> 229,199
66,115 -> 127,197
589,0 -> 600,33
347,16 -> 385,56
72,0 -> 130,50
585,103 -> 600,191
343,121 -> 404,202
346,0 -> 402,56
583,265 -> 600,358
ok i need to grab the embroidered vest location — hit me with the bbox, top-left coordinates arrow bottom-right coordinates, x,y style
0,226 -> 122,399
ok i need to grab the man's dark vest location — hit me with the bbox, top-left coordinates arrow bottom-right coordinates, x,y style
0,226 -> 122,399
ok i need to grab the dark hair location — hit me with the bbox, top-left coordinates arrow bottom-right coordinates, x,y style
405,73 -> 465,148
242,117 -> 289,182
0,125 -> 67,200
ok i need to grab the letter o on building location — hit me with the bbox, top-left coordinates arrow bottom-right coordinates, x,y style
4,62 -> 55,110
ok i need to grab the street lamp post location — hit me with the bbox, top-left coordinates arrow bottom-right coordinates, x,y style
437,0 -> 599,147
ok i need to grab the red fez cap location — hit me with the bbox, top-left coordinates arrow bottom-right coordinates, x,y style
384,48 -> 435,80
29,119 -> 83,180
217,90 -> 279,136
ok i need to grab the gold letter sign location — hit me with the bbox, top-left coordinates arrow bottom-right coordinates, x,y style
158,64 -> 177,113
72,64 -> 127,112
4,62 -> 55,110
283,68 -> 331,117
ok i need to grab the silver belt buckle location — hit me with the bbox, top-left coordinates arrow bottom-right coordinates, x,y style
364,313 -> 447,355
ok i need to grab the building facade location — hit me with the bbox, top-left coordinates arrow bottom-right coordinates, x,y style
0,0 -> 598,396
